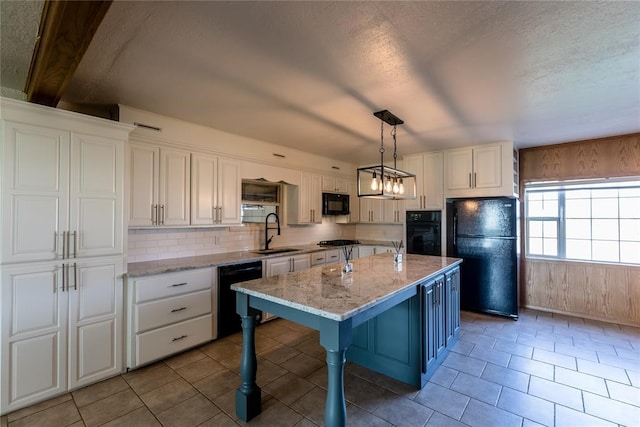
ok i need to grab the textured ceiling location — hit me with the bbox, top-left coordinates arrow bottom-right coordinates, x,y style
0,0 -> 43,99
4,1 -> 640,164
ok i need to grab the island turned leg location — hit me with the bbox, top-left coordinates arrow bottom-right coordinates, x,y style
319,318 -> 352,427
235,294 -> 261,421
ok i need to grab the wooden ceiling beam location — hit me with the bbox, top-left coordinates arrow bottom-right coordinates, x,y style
25,0 -> 112,107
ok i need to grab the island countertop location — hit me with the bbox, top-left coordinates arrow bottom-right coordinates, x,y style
231,253 -> 462,321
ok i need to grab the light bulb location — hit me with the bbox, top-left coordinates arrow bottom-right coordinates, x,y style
385,177 -> 392,192
399,178 -> 404,194
392,178 -> 399,193
370,171 -> 378,191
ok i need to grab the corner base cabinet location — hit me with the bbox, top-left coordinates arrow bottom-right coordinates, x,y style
347,266 -> 460,388
126,268 -> 216,369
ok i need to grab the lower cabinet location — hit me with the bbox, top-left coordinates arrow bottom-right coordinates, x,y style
1,257 -> 123,414
263,254 -> 311,321
127,267 -> 215,368
265,254 -> 311,276
347,266 -> 460,388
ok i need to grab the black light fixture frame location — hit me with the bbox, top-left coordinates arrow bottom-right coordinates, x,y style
357,110 -> 417,200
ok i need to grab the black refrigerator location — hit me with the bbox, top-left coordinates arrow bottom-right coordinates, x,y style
446,197 -> 518,319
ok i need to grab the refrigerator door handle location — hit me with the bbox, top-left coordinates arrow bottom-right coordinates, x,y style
452,213 -> 457,248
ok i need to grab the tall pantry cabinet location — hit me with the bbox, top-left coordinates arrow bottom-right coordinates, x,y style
0,98 -> 133,414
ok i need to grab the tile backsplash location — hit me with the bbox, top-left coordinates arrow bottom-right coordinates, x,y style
127,220 -> 403,263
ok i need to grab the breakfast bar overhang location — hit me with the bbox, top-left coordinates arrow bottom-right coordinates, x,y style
232,253 -> 463,426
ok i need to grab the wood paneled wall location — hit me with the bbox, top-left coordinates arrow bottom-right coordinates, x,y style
519,133 -> 640,326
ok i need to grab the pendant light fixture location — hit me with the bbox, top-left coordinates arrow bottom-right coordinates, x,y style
357,110 -> 417,199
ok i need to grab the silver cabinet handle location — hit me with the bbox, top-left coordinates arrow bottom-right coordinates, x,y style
468,173 -> 472,188
171,282 -> 188,287
172,335 -> 188,342
160,205 -> 165,225
71,231 -> 77,258
474,172 -> 477,188
171,307 -> 187,313
219,206 -> 223,223
61,263 -> 66,292
152,204 -> 157,225
72,262 -> 78,290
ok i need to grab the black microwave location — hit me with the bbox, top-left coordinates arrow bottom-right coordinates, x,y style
322,193 -> 350,215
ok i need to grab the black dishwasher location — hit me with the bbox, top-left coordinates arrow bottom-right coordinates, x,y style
218,261 -> 263,338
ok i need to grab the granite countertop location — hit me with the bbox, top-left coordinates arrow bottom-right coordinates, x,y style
231,253 -> 462,321
126,240 -> 396,277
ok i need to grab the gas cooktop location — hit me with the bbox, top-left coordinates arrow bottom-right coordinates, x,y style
317,239 -> 361,247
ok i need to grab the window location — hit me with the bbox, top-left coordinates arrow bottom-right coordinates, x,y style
525,179 -> 640,265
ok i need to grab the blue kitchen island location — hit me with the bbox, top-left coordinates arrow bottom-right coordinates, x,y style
231,253 -> 462,427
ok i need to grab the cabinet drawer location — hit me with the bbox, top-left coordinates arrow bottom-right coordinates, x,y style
136,314 -> 212,366
134,268 -> 213,302
311,253 -> 326,266
325,249 -> 340,264
136,289 -> 211,332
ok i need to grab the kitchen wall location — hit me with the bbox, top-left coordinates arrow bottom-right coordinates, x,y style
519,132 -> 640,326
355,223 -> 403,242
128,220 -> 356,263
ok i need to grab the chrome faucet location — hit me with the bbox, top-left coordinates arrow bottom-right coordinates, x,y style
264,212 -> 280,250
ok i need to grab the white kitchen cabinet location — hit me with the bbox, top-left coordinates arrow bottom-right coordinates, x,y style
287,172 -> 322,224
0,98 -> 131,415
191,153 -> 241,225
311,251 -> 328,266
322,175 -> 349,193
129,142 -> 190,227
2,122 -> 125,263
127,268 -> 215,368
1,257 -> 123,413
266,254 -> 311,276
383,199 -> 405,224
359,198 -> 384,223
404,152 -> 444,211
324,249 -> 340,264
444,142 -> 516,198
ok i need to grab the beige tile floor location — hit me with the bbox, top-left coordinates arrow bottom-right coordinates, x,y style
2,309 -> 639,426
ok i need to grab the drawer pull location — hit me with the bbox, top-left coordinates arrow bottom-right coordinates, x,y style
171,282 -> 188,287
171,307 -> 187,313
172,335 -> 188,342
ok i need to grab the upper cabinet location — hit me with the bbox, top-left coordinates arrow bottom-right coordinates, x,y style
404,152 -> 444,211
287,172 -> 322,224
2,120 -> 127,263
191,154 -> 241,226
129,142 -> 190,227
444,142 -> 517,198
322,175 -> 349,193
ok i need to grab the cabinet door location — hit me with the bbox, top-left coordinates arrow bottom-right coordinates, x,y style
70,133 -> 124,257
297,173 -> 313,223
266,257 -> 292,276
217,157 -> 241,225
434,277 -> 446,359
359,246 -> 375,258
403,155 -> 424,211
324,249 -> 340,265
311,252 -> 327,266
68,258 -> 123,389
360,198 -> 384,223
159,148 -> 190,226
473,144 -> 502,189
311,174 -> 323,223
190,153 -> 217,225
445,149 -> 473,191
322,176 -> 336,192
292,254 -> 311,271
423,152 -> 443,210
129,143 -> 159,227
2,122 -> 69,263
1,263 -> 68,412
335,177 -> 349,193
359,198 -> 371,223
382,199 -> 396,223
446,268 -> 460,341
423,282 -> 437,373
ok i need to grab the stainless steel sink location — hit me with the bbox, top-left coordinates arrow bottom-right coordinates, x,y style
251,248 -> 300,255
